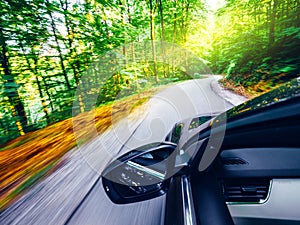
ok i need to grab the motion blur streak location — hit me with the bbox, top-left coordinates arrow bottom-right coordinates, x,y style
0,78 -> 246,225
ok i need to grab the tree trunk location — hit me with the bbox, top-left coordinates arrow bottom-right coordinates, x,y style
41,75 -> 54,111
131,43 -> 140,93
269,0 -> 277,47
158,0 -> 167,78
0,27 -> 27,135
19,42 -> 51,124
61,0 -> 81,85
36,76 -> 51,123
46,0 -> 71,91
120,0 -> 128,69
150,0 -> 158,83
59,0 -> 85,112
172,1 -> 177,74
183,1 -> 190,68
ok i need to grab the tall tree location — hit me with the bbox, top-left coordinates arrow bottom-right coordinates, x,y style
45,0 -> 71,91
0,1 -> 29,135
149,0 -> 158,83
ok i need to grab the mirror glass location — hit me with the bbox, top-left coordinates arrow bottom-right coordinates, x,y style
102,143 -> 176,204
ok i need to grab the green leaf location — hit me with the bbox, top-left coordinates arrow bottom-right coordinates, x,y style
279,66 -> 296,73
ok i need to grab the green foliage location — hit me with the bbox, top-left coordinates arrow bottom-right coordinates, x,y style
209,0 -> 300,90
0,0 -> 209,145
3,0 -> 297,144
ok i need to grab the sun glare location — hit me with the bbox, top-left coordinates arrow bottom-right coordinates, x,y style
207,0 -> 226,10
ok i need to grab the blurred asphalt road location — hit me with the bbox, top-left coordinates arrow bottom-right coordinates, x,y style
0,77 -> 246,225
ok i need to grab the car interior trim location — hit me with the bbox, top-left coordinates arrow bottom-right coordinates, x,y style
228,179 -> 300,223
219,148 -> 300,178
181,176 -> 197,225
226,180 -> 273,205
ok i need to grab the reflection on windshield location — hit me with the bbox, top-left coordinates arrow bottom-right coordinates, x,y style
226,78 -> 300,119
189,116 -> 212,130
171,123 -> 184,144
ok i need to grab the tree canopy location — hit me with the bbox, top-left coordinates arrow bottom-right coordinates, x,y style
210,0 -> 300,92
0,0 -> 299,144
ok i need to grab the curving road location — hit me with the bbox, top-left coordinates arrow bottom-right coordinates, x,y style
0,77 -> 246,225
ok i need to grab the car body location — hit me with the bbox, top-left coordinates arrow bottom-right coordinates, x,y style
101,77 -> 300,225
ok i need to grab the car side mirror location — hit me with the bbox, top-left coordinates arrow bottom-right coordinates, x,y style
102,143 -> 177,204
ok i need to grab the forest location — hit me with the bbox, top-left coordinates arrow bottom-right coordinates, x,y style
1,0 -> 299,144
0,0 -> 299,210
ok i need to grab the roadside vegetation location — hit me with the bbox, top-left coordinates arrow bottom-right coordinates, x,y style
210,0 -> 300,97
1,0 -> 299,143
0,88 -> 162,209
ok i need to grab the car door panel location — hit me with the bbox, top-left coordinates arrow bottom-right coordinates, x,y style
228,179 -> 300,225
